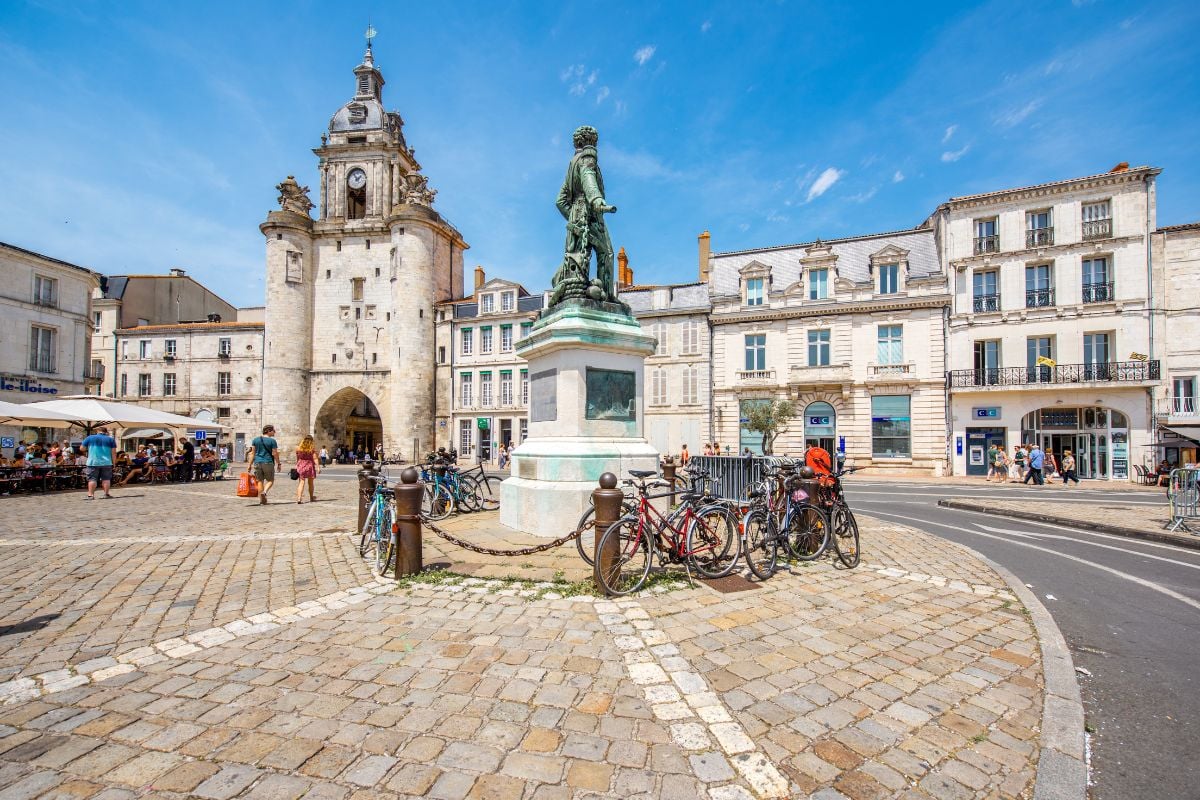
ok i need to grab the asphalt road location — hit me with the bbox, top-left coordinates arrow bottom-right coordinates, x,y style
844,479 -> 1199,800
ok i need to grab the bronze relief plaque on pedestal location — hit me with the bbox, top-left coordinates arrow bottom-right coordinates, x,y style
585,368 -> 636,421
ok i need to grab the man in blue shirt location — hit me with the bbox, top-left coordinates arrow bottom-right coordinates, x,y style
81,425 -> 118,499
1023,443 -> 1045,486
247,424 -> 280,505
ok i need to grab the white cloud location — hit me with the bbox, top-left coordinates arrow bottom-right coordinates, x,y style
806,167 -> 844,202
634,45 -> 656,66
892,170 -> 905,183
738,222 -> 751,232
701,20 -> 712,33
595,86 -> 610,104
941,145 -> 970,163
849,186 -> 879,203
995,99 -> 1042,129
561,64 -> 600,98
942,124 -> 958,143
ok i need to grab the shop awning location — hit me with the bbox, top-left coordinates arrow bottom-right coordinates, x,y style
1156,424 -> 1200,447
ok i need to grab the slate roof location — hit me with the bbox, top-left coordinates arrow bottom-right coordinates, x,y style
708,228 -> 939,297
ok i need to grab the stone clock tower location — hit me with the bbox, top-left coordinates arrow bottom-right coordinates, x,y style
261,43 -> 467,457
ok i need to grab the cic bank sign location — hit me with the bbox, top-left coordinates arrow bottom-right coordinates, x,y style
0,376 -> 59,395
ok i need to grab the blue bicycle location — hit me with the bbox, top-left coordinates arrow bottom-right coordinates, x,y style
358,473 -> 396,575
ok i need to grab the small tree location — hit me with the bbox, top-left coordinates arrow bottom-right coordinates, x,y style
743,399 -> 796,455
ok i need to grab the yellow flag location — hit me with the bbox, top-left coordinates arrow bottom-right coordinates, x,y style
1035,356 -> 1057,368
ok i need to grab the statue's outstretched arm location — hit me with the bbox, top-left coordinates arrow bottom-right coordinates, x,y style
580,160 -> 616,214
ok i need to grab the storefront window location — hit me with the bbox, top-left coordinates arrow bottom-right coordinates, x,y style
871,395 -> 911,458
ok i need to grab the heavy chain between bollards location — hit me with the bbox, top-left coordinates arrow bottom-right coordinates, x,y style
420,515 -> 582,557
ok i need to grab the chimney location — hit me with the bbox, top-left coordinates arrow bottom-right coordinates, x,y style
698,230 -> 711,282
169,268 -> 187,277
474,265 -> 485,292
617,247 -> 633,288
1109,161 -> 1130,173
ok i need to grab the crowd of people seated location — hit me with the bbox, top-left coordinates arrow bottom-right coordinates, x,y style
0,438 -> 227,495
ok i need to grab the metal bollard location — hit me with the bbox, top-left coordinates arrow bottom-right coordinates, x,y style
394,467 -> 424,578
662,459 -> 677,507
592,472 -> 623,596
357,459 -> 379,535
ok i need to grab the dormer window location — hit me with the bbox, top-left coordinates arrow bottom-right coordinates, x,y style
501,291 -> 515,312
348,103 -> 367,124
878,263 -> 900,295
480,294 -> 494,314
745,278 -> 765,306
809,269 -> 829,300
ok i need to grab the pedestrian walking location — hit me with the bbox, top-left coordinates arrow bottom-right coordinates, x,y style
986,443 -> 999,482
178,437 -> 195,482
994,447 -> 1010,483
1045,450 -> 1060,483
680,444 -> 690,465
319,446 -> 329,467
1023,443 -> 1045,485
81,425 -> 117,499
294,435 -> 319,504
1013,445 -> 1026,481
1061,450 -> 1080,485
247,425 -> 281,505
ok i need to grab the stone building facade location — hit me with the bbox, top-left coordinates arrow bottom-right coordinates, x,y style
91,269 -> 237,399
706,229 -> 950,473
622,281 -> 712,460
930,164 -> 1160,480
1153,222 -> 1200,465
434,271 -> 544,461
0,241 -> 100,451
260,45 -> 467,458
111,320 -> 264,458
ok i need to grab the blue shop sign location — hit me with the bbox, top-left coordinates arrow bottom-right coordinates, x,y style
0,376 -> 58,395
972,406 -> 1000,419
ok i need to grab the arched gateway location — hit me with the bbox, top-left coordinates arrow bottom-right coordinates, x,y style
314,388 -> 383,458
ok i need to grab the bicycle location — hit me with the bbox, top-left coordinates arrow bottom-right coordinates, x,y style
594,469 -> 739,596
358,474 -> 396,575
454,460 -> 500,511
818,466 -> 860,568
742,464 -> 831,580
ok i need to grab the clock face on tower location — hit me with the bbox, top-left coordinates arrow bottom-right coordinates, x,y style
347,168 -> 367,190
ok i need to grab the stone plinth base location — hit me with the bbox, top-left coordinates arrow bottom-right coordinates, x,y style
499,437 -> 658,537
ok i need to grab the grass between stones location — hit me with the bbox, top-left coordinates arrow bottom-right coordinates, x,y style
388,566 -> 690,600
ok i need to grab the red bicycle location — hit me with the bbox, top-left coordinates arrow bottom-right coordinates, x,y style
594,468 -> 738,595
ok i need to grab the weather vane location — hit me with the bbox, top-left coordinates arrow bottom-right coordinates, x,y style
365,22 -> 377,49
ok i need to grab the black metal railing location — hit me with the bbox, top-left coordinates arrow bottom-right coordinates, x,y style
1026,228 -> 1054,247
1082,218 -> 1112,240
1082,282 -> 1114,303
972,293 -> 1001,313
973,235 -> 999,255
948,359 -> 1160,388
1025,288 -> 1055,308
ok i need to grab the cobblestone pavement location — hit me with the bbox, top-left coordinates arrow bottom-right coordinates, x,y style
0,477 -> 1048,798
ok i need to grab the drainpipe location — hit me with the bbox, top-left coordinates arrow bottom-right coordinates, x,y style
707,315 -> 715,444
1145,177 -> 1157,439
943,303 -> 952,475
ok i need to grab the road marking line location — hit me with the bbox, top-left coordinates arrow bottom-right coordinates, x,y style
867,510 -> 1200,613
848,490 -> 1166,506
948,509 -> 1200,558
975,524 -> 1200,571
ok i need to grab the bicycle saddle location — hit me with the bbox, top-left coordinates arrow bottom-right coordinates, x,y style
628,469 -> 657,479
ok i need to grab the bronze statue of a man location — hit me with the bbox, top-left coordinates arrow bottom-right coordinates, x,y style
551,125 -> 618,305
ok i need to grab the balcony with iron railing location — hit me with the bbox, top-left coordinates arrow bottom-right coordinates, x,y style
972,293 -> 1001,313
1025,288 -> 1055,308
1026,228 -> 1054,248
1169,396 -> 1198,417
948,359 -> 1160,389
973,235 -> 999,255
1082,282 -> 1115,303
736,369 -> 776,384
1082,218 -> 1112,241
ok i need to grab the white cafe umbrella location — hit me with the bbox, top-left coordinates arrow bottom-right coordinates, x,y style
25,396 -> 231,433
121,428 -> 172,440
0,399 -> 87,428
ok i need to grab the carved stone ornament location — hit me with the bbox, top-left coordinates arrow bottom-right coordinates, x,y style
400,172 -> 437,206
275,176 -> 314,216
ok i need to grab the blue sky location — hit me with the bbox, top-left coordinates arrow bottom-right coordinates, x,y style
2,0 -> 1197,307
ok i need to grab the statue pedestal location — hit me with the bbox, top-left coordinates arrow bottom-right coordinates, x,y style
500,301 -> 659,537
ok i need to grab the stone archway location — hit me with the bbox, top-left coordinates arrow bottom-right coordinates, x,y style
314,387 -> 383,460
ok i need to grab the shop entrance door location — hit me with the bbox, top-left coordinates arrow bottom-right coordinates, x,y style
1074,434 -> 1092,479
499,420 -> 513,450
966,427 -> 1006,476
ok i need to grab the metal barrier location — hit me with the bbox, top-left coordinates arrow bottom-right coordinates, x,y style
686,455 -> 797,501
1166,468 -> 1200,533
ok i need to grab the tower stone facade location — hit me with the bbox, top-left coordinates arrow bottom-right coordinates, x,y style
262,45 -> 467,456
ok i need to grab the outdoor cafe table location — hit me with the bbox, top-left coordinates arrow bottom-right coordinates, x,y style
0,465 -> 85,493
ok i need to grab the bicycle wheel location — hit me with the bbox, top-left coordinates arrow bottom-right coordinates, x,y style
594,516 -> 652,596
576,501 -> 636,566
358,499 -> 377,556
456,475 -> 482,513
375,505 -> 395,575
830,504 -> 861,568
422,483 -> 454,521
786,504 -> 830,561
742,508 -> 777,580
686,504 -> 739,579
473,473 -> 500,511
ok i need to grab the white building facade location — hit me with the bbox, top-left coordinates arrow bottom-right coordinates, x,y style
706,229 -> 951,474
1154,222 -> 1200,466
113,321 -> 265,458
434,275 -> 543,461
932,165 -> 1161,480
0,242 -> 100,451
260,45 -> 467,459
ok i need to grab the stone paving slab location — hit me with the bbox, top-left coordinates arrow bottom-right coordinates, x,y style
937,498 -> 1200,551
0,475 -> 1063,798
